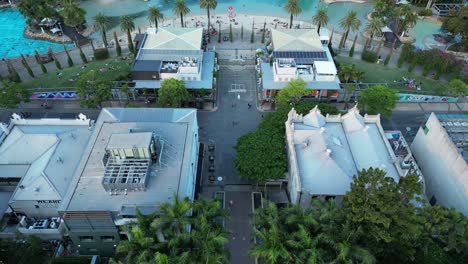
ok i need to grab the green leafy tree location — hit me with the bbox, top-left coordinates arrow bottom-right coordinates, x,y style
313,8 -> 329,34
120,15 -> 135,53
349,34 -> 358,57
76,41 -> 88,64
173,0 -> 190,28
0,80 -> 29,108
250,21 -> 255,43
20,53 -> 34,78
339,10 -> 362,48
284,0 -> 302,29
151,193 -> 191,237
93,12 -> 110,48
52,53 -> 62,70
117,226 -> 155,263
396,4 -> 417,38
275,78 -> 310,106
17,0 -> 54,25
241,24 -> 244,41
148,6 -> 164,29
0,235 -> 45,264
229,23 -> 233,42
114,31 -> 122,56
75,70 -> 112,108
358,85 -> 398,117
442,6 -> 468,51
250,225 -> 293,264
59,0 -> 86,29
447,79 -> 467,98
34,50 -> 47,74
234,129 -> 287,182
199,0 -> 217,43
261,21 -> 266,43
157,78 -> 190,107
343,168 -> 424,260
5,59 -> 20,82
63,44 -> 74,67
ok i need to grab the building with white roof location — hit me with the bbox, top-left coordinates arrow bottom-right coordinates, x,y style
131,27 -> 215,90
58,108 -> 199,256
285,106 -> 423,207
410,113 -> 468,215
0,113 -> 93,218
260,28 -> 340,99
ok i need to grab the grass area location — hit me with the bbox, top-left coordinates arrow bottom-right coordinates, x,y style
21,57 -> 133,90
335,56 -> 447,94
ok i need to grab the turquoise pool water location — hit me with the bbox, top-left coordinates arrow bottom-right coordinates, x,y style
0,1 -> 442,58
0,8 -> 74,59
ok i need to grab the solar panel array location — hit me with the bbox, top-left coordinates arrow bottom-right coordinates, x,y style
273,51 -> 328,64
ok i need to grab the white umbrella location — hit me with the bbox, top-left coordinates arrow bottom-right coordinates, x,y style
50,28 -> 61,34
396,0 -> 409,5
381,26 -> 393,33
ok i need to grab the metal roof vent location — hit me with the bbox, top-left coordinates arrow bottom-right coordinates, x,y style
56,157 -> 63,164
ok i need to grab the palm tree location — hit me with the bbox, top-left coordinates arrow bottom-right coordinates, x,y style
312,8 -> 329,35
339,10 -> 361,48
192,215 -> 229,263
364,18 -> 383,48
151,193 -> 191,237
286,225 -> 325,263
93,12 -> 110,48
320,224 -> 376,264
116,226 -> 154,263
120,15 -> 135,53
192,195 -> 228,227
59,0 -> 86,29
396,5 -> 417,38
199,0 -> 217,43
284,0 -> 302,29
173,0 -> 190,28
148,6 -> 164,29
250,225 -> 293,264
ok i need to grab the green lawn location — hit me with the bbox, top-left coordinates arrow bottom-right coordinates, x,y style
335,56 -> 447,94
21,58 -> 133,90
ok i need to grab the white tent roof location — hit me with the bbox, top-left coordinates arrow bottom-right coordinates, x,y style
314,61 -> 337,75
50,27 -> 61,33
143,27 -> 203,50
271,28 -> 323,51
381,26 -> 393,33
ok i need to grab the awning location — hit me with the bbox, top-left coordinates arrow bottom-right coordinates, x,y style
50,27 -> 61,33
381,26 -> 392,33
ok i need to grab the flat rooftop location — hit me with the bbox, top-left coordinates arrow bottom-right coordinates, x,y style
59,108 -> 197,214
0,116 -> 92,202
271,28 -> 323,52
142,27 -> 202,50
434,113 -> 468,161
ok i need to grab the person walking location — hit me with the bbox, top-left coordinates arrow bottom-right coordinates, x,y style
248,103 -> 252,109
228,200 -> 234,209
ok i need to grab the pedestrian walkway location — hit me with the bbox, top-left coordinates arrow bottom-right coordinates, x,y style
225,191 -> 255,264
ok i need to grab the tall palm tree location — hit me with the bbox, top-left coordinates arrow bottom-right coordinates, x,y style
116,226 -> 154,263
286,225 -> 325,263
173,0 -> 190,28
250,225 -> 293,264
93,12 -> 110,48
199,0 -> 217,43
151,193 -> 191,237
59,0 -> 86,29
120,15 -> 135,53
192,215 -> 229,264
396,5 -> 417,38
148,6 -> 164,29
192,195 -> 228,227
339,10 -> 361,48
284,0 -> 302,29
364,18 -> 383,48
312,8 -> 329,35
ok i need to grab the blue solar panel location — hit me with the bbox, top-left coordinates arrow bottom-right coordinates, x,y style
273,51 -> 328,63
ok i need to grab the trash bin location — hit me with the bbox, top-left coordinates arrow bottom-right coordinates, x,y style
89,55 -> 95,62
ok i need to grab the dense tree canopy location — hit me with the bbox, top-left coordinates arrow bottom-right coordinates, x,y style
76,70 -> 112,108
157,78 -> 190,107
114,194 -> 229,264
275,78 -> 310,107
251,168 -> 468,263
358,85 -> 398,117
447,78 -> 467,97
59,0 -> 87,28
0,235 -> 45,264
442,6 -> 468,51
0,80 -> 30,108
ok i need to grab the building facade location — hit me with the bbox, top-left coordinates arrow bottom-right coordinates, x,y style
58,108 -> 199,256
410,113 -> 467,215
260,28 -> 340,100
285,106 -> 423,207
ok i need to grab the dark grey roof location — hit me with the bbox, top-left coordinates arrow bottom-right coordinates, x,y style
132,60 -> 161,72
